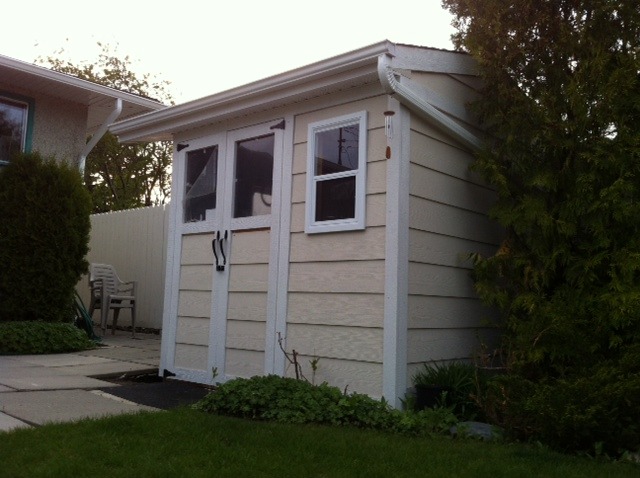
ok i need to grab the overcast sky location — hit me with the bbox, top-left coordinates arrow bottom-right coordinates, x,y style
3,1 -> 457,103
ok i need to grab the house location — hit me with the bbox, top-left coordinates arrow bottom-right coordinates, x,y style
0,53 -> 165,169
111,40 -> 502,407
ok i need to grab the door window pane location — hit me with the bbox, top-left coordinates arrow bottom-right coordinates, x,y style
0,98 -> 28,163
184,146 -> 217,222
233,134 -> 274,218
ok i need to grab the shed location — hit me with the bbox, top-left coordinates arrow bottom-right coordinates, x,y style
111,40 -> 501,406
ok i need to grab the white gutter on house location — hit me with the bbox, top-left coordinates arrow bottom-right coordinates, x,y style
78,98 -> 123,174
377,53 -> 483,151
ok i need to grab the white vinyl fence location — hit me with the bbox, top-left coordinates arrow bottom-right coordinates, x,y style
77,205 -> 169,330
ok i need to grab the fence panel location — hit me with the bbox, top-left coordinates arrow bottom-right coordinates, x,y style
77,205 -> 169,330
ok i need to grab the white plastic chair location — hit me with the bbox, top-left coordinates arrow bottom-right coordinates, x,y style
88,263 -> 137,337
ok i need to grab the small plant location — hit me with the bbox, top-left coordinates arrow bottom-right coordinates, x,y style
412,361 -> 485,420
0,321 -> 96,354
277,332 -> 320,384
194,375 -> 457,437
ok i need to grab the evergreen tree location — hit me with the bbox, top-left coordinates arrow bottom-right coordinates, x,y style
442,1 -> 640,376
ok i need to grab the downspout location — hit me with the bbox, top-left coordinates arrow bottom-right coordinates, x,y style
377,54 -> 482,152
78,98 -> 123,175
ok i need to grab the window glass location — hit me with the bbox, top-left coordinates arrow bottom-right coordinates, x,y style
233,134 -> 274,218
0,97 -> 28,163
184,146 -> 217,222
314,125 -> 359,175
315,176 -> 356,221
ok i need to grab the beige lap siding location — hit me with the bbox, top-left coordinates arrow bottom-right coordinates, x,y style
407,114 -> 501,373
224,229 -> 269,378
174,233 -> 214,372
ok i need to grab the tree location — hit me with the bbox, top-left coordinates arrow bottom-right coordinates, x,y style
443,0 -> 640,375
442,0 -> 640,453
38,43 -> 173,212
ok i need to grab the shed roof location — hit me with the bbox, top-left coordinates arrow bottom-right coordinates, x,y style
0,53 -> 166,134
110,40 -> 480,148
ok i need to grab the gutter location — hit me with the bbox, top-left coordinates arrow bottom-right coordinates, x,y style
377,54 -> 482,152
78,98 -> 122,174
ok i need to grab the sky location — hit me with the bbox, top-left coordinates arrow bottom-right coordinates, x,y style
2,1 -> 457,104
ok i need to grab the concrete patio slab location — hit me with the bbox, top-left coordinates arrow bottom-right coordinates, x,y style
17,354 -> 114,367
0,385 -> 16,392
0,374 -> 119,391
54,362 -> 157,378
0,412 -> 31,431
0,389 -> 156,426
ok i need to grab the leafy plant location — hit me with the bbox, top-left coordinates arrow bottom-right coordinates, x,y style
0,321 -> 96,354
413,361 -> 486,420
194,375 -> 457,437
0,152 -> 92,323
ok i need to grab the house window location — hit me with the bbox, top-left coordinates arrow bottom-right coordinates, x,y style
0,96 -> 30,167
306,111 -> 367,233
184,145 -> 218,222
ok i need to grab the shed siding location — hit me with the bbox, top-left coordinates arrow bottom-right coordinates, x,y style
407,110 -> 500,369
175,233 -> 214,371
225,229 -> 269,377
285,95 -> 388,397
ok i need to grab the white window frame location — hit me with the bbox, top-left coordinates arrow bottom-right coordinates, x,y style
305,110 -> 367,234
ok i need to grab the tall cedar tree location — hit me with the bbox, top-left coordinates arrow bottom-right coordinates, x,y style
442,1 -> 640,377
38,44 -> 173,212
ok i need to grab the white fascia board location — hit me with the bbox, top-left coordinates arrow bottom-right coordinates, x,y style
111,41 -> 396,142
0,53 -> 165,111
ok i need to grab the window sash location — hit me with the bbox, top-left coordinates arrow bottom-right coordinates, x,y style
305,111 -> 367,234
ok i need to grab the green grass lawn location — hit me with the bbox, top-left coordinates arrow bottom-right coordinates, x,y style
0,408 -> 637,478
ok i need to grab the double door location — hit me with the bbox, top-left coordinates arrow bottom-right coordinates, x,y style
162,120 -> 285,383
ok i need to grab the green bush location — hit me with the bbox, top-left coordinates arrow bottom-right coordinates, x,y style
0,321 -> 96,354
194,375 -> 457,436
0,152 -> 91,322
412,361 -> 487,420
485,360 -> 640,456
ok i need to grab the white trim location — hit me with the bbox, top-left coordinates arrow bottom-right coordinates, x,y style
159,144 -> 184,376
377,54 -> 482,152
305,110 -> 368,234
382,98 -> 410,408
266,114 -> 294,376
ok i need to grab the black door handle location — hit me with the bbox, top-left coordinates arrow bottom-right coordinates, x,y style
212,230 -> 227,272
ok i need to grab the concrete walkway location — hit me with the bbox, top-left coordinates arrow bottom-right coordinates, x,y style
0,332 -> 162,432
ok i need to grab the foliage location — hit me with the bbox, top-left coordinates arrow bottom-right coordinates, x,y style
0,321 -> 96,354
194,375 -> 457,436
485,353 -> 640,456
37,43 -> 173,213
413,361 -> 487,420
0,152 -> 91,322
444,0 -> 640,376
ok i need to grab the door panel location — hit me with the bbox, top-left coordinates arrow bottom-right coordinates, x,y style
164,122 -> 283,383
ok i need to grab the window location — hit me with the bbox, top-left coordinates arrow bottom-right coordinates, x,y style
184,145 -> 218,222
0,95 -> 30,166
233,134 -> 274,219
306,111 -> 367,233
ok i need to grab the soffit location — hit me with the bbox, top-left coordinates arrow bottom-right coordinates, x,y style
0,54 -> 165,134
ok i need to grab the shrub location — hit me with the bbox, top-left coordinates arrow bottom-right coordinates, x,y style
0,152 -> 91,323
485,361 -> 640,456
194,375 -> 457,436
412,361 -> 487,420
0,321 -> 96,354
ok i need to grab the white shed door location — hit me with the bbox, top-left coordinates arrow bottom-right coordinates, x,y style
163,121 -> 284,384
